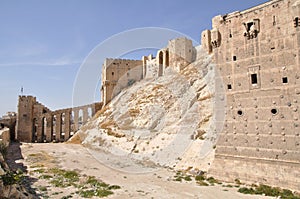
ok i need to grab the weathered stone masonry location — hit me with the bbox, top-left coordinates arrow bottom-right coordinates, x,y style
101,37 -> 195,105
16,96 -> 102,143
202,0 -> 300,191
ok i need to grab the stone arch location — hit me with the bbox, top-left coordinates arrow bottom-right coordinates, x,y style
165,50 -> 169,67
32,118 -> 37,142
52,115 -> 57,140
158,51 -> 164,76
88,107 -> 92,118
78,109 -> 83,129
71,111 -> 75,134
42,117 -> 47,142
61,113 -> 65,141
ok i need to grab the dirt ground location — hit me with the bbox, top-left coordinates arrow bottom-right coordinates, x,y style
6,142 -> 275,199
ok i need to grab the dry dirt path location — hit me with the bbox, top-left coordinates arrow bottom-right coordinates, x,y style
9,142 -> 275,199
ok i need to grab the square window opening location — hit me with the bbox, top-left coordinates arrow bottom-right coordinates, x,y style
227,84 -> 232,90
282,77 -> 288,83
233,56 -> 237,61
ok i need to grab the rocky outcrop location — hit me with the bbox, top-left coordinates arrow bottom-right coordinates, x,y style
70,46 -> 217,171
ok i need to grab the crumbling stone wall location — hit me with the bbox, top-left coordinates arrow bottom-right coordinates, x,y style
16,95 -> 102,143
0,112 -> 16,141
0,128 -> 10,146
202,0 -> 300,191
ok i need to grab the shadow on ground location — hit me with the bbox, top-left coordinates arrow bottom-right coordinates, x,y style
6,142 -> 41,198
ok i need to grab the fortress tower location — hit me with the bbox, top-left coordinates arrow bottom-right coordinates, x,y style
16,96 -> 36,142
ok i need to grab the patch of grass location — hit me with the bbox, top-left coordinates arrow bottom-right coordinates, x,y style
62,170 -> 79,183
206,177 -> 220,185
78,189 -> 113,198
184,175 -> 192,181
33,168 -> 120,198
173,171 -> 193,182
174,177 -> 182,182
197,180 -> 209,186
234,178 -> 241,185
61,195 -> 73,199
33,168 -> 45,174
195,175 -> 205,181
50,177 -> 68,188
38,186 -> 47,192
39,174 -> 53,180
238,184 -> 300,199
52,191 -> 63,195
0,171 -> 24,186
30,164 -> 45,168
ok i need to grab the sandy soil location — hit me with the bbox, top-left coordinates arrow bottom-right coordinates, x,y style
6,142 -> 276,199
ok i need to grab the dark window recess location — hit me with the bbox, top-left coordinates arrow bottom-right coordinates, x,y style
229,33 -> 232,38
271,108 -> 278,115
227,84 -> 232,90
294,17 -> 299,27
251,74 -> 258,84
237,110 -> 243,116
273,16 -> 276,26
282,77 -> 288,83
233,56 -> 237,61
112,72 -> 114,76
271,47 -> 275,50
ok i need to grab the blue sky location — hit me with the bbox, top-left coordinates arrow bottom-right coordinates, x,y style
0,0 -> 268,116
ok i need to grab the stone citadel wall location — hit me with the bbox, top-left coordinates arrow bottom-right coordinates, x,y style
202,0 -> 300,191
101,58 -> 143,105
102,37 -> 195,105
16,96 -> 102,143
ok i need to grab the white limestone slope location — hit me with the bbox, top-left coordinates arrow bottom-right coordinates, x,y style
70,46 -> 217,172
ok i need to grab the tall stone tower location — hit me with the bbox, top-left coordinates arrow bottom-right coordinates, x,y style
16,96 -> 36,142
168,37 -> 194,72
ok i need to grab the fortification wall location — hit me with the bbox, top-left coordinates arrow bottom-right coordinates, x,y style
202,0 -> 300,191
168,37 -> 195,72
101,58 -> 143,105
16,95 -> 102,143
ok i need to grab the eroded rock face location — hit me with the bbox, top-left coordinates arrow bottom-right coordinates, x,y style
70,47 -> 217,171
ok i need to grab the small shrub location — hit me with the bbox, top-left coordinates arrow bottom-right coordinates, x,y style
207,177 -> 219,185
184,176 -> 192,181
234,178 -> 241,185
0,171 -> 24,186
174,177 -> 182,182
238,187 -> 255,195
195,175 -> 205,181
